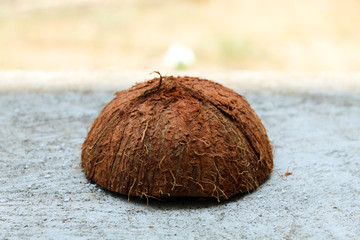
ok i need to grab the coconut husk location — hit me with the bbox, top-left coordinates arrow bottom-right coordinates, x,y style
81,76 -> 273,202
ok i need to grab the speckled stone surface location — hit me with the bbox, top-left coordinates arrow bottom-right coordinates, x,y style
0,72 -> 359,239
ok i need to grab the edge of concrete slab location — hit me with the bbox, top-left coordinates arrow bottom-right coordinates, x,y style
1,70 -> 359,93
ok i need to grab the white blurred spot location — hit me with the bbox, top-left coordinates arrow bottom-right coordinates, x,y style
163,43 -> 196,70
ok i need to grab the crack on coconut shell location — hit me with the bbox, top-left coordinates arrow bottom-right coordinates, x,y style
202,100 -> 256,197
81,76 -> 273,202
176,85 -> 261,195
179,83 -> 262,163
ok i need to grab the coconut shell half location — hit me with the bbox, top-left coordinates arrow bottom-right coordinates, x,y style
81,76 -> 273,201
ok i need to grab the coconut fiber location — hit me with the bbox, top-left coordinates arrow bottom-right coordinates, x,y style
81,76 -> 273,201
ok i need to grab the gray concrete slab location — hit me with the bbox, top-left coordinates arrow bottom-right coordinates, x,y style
0,72 -> 359,239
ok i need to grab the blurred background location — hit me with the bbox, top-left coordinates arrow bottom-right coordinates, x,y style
1,0 -> 360,72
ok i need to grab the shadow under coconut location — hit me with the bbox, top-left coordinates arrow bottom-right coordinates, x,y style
91,177 -> 271,210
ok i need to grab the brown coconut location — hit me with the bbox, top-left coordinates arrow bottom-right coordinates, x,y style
81,75 -> 273,201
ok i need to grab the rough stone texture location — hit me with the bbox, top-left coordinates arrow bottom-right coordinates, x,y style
0,72 -> 359,239
82,76 -> 273,201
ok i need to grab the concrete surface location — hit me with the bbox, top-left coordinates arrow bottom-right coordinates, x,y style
0,71 -> 359,239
